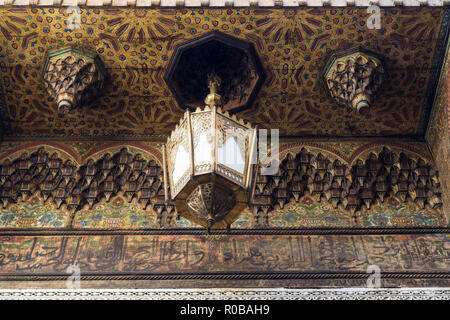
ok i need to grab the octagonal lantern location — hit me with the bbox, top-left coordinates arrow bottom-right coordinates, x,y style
42,47 -> 107,114
323,49 -> 384,114
164,75 -> 257,229
164,31 -> 265,113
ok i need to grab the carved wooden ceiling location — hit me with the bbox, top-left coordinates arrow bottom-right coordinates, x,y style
0,7 -> 448,138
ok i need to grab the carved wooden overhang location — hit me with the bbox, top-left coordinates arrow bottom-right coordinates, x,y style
250,147 -> 443,227
0,146 -> 443,228
0,147 -> 175,227
0,8 -> 448,138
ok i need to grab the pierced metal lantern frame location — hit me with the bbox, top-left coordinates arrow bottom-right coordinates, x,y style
164,105 -> 257,228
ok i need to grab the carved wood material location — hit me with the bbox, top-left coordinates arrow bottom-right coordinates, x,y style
0,146 -> 443,229
324,51 -> 384,114
0,147 -> 174,227
251,147 -> 443,227
42,47 -> 106,114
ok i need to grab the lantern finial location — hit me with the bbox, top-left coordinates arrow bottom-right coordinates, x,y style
208,72 -> 221,94
205,73 -> 222,107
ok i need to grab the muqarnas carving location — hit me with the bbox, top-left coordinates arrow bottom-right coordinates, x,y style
324,50 -> 384,114
250,147 -> 443,226
42,47 -> 107,114
165,31 -> 265,113
0,146 -> 443,229
0,147 -> 174,227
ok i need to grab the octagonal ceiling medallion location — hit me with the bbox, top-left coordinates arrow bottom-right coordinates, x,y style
164,31 -> 266,113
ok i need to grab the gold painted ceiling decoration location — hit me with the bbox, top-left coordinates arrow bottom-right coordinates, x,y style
42,47 -> 107,114
0,0 -> 448,7
0,7 -> 448,138
324,49 -> 384,114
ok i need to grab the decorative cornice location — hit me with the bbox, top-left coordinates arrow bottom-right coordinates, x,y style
0,226 -> 448,235
0,287 -> 449,300
0,0 -> 449,7
251,146 -> 443,227
0,146 -> 175,227
0,271 -> 450,282
0,145 -> 444,229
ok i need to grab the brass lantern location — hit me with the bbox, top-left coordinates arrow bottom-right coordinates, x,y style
164,74 -> 257,229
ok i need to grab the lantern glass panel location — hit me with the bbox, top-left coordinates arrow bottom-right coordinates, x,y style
167,115 -> 192,198
215,113 -> 252,186
172,144 -> 190,185
192,111 -> 214,174
217,136 -> 245,174
194,131 -> 212,164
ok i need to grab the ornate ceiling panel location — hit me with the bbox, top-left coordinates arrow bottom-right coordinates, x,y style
0,7 -> 448,138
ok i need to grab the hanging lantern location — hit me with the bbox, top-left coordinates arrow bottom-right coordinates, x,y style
164,74 -> 257,229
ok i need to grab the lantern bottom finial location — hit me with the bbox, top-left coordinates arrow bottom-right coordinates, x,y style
186,183 -> 236,227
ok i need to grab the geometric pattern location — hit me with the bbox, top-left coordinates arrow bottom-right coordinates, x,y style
0,7 -> 449,138
0,0 -> 448,7
0,288 -> 449,300
249,145 -> 444,227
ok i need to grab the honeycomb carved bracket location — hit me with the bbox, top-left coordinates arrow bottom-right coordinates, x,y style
324,49 -> 384,114
42,47 -> 107,114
